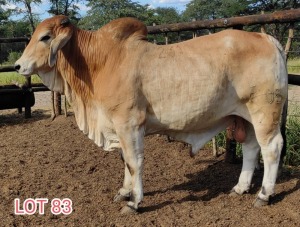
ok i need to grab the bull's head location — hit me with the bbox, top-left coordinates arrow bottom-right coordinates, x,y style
15,15 -> 73,92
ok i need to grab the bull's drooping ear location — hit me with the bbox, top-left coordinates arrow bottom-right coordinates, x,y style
48,20 -> 72,67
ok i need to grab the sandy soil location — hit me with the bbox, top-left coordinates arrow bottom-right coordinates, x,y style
0,107 -> 299,226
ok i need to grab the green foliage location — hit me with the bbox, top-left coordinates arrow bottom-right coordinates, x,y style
79,0 -> 183,30
147,7 -> 183,44
0,72 -> 41,85
0,0 -> 11,23
9,0 -> 42,32
0,20 -> 31,64
183,0 -> 300,22
48,0 -> 81,21
79,0 -> 153,29
285,104 -> 300,166
5,51 -> 22,64
288,58 -> 300,74
247,0 -> 300,13
214,130 -> 226,148
154,7 -> 181,24
214,131 -> 243,158
78,1 -> 183,44
0,20 -> 32,38
183,0 -> 250,21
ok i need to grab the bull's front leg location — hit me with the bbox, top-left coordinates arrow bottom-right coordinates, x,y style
113,150 -> 132,202
114,123 -> 145,214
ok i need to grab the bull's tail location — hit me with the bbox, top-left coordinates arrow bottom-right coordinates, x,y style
266,34 -> 287,68
266,34 -> 288,168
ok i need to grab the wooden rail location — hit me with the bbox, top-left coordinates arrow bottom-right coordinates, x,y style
0,86 -> 49,94
147,8 -> 300,34
288,74 -> 300,85
0,66 -> 15,72
0,37 -> 30,43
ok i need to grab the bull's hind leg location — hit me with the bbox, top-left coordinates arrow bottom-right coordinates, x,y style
248,101 -> 284,206
254,129 -> 283,206
231,122 -> 260,195
113,150 -> 132,202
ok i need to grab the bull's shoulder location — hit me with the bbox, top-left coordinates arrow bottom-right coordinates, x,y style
98,17 -> 147,41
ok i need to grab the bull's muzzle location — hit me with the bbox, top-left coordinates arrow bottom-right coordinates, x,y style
14,64 -> 21,71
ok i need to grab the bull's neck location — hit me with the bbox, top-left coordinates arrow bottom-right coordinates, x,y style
56,28 -> 109,101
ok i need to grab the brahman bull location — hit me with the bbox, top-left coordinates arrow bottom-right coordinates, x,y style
15,16 -> 288,214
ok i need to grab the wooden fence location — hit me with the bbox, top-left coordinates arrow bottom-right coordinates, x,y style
147,8 -> 300,33
0,37 -> 49,118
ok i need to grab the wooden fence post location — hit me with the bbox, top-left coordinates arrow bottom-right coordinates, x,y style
153,23 -> 157,44
51,91 -> 55,119
51,91 -> 62,119
64,95 -> 68,117
22,38 -> 32,118
212,137 -> 218,157
177,32 -> 181,42
55,92 -> 62,115
24,77 -> 32,118
280,23 -> 294,168
285,23 -> 294,56
225,136 -> 237,163
165,33 -> 168,45
261,11 -> 266,33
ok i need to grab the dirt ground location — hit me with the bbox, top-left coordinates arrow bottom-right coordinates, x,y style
0,106 -> 299,226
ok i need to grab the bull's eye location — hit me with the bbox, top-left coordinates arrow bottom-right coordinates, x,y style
40,35 -> 51,42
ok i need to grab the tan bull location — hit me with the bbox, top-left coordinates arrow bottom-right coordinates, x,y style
15,16 -> 288,214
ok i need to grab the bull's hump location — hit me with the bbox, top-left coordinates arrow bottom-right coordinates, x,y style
100,17 -> 148,41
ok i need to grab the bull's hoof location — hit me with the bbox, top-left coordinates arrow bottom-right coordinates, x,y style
113,193 -> 129,202
120,205 -> 137,215
229,187 -> 248,197
229,189 -> 240,197
253,197 -> 268,207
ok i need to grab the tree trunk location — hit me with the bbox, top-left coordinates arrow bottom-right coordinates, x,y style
25,0 -> 35,32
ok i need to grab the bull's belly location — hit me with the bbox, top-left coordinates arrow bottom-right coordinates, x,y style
145,112 -> 234,155
144,106 -> 229,135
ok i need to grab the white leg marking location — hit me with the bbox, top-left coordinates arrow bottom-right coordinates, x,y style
257,132 -> 283,202
116,125 -> 145,213
114,159 -> 132,202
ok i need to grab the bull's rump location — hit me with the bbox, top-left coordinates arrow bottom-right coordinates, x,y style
137,30 -> 287,133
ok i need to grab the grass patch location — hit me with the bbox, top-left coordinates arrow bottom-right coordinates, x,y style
0,72 -> 41,85
285,104 -> 300,166
288,58 -> 300,74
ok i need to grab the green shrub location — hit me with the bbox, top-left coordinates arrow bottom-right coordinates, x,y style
288,58 -> 300,74
285,104 -> 300,166
0,72 -> 41,85
5,51 -> 22,65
